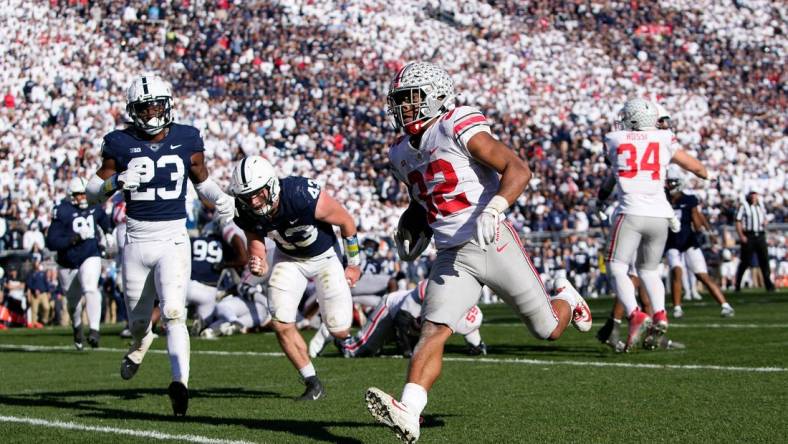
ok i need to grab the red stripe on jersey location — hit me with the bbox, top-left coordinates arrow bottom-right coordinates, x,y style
442,109 -> 456,121
454,114 -> 486,134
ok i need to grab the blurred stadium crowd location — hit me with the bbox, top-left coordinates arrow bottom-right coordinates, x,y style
0,0 -> 786,326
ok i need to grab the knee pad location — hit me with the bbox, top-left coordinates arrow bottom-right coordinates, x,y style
161,304 -> 186,325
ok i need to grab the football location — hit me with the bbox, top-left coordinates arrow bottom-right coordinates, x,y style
398,202 -> 433,243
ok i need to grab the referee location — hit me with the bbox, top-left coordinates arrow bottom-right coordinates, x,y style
734,188 -> 775,292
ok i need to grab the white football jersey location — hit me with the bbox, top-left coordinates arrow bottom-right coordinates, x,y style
390,106 -> 500,249
605,129 -> 679,218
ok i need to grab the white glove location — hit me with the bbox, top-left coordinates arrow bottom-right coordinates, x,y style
475,196 -> 509,250
248,255 -> 268,277
669,216 -> 681,233
77,225 -> 93,240
214,193 -> 236,223
118,169 -> 141,191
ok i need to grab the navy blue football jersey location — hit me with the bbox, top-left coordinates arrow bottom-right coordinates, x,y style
101,123 -> 204,221
45,199 -> 111,269
666,192 -> 700,252
234,176 -> 337,259
190,233 -> 226,285
362,257 -> 384,275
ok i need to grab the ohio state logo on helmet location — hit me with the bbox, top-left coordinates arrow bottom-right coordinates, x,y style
387,62 -> 455,135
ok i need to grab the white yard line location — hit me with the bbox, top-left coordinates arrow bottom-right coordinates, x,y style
489,323 -> 788,329
0,415 -> 257,444
1,343 -> 784,373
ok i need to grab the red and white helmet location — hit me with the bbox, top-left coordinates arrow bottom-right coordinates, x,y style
387,62 -> 455,135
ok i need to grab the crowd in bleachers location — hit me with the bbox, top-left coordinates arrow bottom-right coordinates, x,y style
0,0 -> 786,325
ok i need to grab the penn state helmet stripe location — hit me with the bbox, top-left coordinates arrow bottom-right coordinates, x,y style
239,157 -> 247,185
141,76 -> 149,95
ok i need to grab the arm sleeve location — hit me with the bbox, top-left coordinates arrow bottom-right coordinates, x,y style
194,177 -> 228,205
735,206 -> 744,221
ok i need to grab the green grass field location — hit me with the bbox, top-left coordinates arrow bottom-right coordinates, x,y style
1,290 -> 787,443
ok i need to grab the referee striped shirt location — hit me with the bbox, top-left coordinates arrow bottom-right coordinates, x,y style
736,200 -> 767,233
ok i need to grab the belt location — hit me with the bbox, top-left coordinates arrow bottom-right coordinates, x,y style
745,231 -> 764,236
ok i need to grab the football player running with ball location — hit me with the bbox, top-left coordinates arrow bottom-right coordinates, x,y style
86,74 -> 235,416
364,62 -> 593,443
229,155 -> 361,401
604,98 -> 707,352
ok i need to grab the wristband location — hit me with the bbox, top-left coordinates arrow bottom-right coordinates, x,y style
101,174 -> 119,196
344,234 -> 361,267
484,195 -> 509,215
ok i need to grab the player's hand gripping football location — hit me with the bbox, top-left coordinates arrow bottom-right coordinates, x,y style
248,255 -> 268,277
345,265 -> 361,288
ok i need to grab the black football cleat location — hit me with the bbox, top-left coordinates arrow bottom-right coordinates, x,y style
87,329 -> 100,348
73,327 -> 84,351
168,381 -> 189,416
296,376 -> 325,401
466,341 -> 487,356
120,356 -> 141,380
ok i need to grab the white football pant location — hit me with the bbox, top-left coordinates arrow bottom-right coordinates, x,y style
58,256 -> 102,331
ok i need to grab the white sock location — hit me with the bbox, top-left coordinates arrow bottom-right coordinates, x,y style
299,362 -> 316,379
609,261 -> 638,316
721,302 -> 732,309
84,289 -> 102,331
464,330 -> 482,347
638,268 -> 665,314
167,323 -> 190,386
401,383 -> 428,416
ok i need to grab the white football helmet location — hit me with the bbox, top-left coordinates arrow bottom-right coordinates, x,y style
387,62 -> 455,135
229,156 -> 280,217
655,103 -> 671,129
126,74 -> 173,135
68,176 -> 89,209
616,98 -> 658,131
666,164 -> 684,196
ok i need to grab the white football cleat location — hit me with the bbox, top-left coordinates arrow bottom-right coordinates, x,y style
365,387 -> 420,443
720,305 -> 735,317
553,277 -> 592,332
673,305 -> 684,319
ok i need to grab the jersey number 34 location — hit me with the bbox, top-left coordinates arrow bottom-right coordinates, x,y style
617,142 -> 660,180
